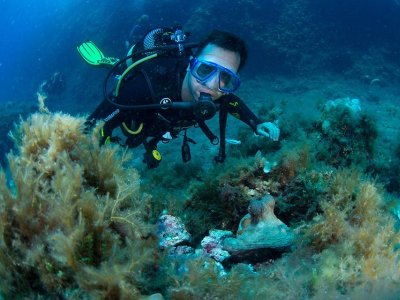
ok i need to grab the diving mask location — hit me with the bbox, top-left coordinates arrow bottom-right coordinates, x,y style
190,58 -> 241,93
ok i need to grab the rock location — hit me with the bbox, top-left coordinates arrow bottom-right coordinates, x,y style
140,293 -> 164,300
223,195 -> 294,263
324,97 -> 362,117
168,245 -> 195,256
157,214 -> 191,249
200,229 -> 234,262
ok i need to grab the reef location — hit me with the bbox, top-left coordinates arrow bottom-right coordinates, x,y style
1,97 -> 400,299
149,97 -> 400,299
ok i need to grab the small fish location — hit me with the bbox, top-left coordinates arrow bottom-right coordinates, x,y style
225,138 -> 241,145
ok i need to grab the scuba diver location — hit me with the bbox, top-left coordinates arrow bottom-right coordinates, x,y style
78,27 -> 279,168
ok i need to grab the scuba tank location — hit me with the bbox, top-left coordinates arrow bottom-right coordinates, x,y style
102,27 -> 217,122
103,27 -> 197,106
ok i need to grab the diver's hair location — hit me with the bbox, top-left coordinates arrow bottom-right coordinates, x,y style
194,30 -> 248,71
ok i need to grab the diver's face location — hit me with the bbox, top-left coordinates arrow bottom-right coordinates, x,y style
184,44 -> 240,101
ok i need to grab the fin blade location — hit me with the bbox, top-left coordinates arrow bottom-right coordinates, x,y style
77,41 -> 119,66
77,41 -> 105,66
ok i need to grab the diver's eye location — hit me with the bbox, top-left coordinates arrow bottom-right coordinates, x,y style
196,63 -> 216,78
220,71 -> 232,86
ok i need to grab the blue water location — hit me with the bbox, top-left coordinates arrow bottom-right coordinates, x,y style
0,0 -> 195,103
1,1 -> 400,172
0,0 -> 77,102
1,0 -> 399,103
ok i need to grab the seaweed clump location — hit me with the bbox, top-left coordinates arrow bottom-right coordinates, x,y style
303,169 -> 400,295
0,113 -> 156,299
313,98 -> 377,168
182,155 -> 280,243
162,168 -> 400,299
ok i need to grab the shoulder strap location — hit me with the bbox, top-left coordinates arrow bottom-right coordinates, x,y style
130,26 -> 191,60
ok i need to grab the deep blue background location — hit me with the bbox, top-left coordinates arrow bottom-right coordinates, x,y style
0,0 -> 400,105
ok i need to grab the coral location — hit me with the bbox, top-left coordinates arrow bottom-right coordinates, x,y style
0,113 -> 157,298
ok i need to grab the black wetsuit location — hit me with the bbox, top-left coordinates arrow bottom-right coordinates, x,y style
87,54 -> 261,167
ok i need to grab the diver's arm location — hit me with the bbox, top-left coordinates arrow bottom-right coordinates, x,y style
85,99 -> 123,144
87,99 -> 116,123
222,94 -> 260,132
222,94 -> 280,141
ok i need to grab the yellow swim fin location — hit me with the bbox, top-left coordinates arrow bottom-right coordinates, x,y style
77,41 -> 119,67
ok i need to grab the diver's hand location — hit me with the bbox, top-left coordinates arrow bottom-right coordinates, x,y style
256,122 -> 280,141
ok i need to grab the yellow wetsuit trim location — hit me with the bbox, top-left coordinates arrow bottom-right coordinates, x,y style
122,122 -> 144,135
115,53 -> 158,97
231,112 -> 241,119
152,150 -> 162,161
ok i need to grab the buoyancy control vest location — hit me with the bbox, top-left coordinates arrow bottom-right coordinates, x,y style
104,26 -> 228,163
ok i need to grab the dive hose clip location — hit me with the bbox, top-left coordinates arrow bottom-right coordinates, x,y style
171,27 -> 186,54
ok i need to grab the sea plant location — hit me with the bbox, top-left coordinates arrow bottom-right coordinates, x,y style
0,113 -> 156,298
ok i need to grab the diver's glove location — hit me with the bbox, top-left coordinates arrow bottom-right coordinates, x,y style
256,122 -> 280,141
